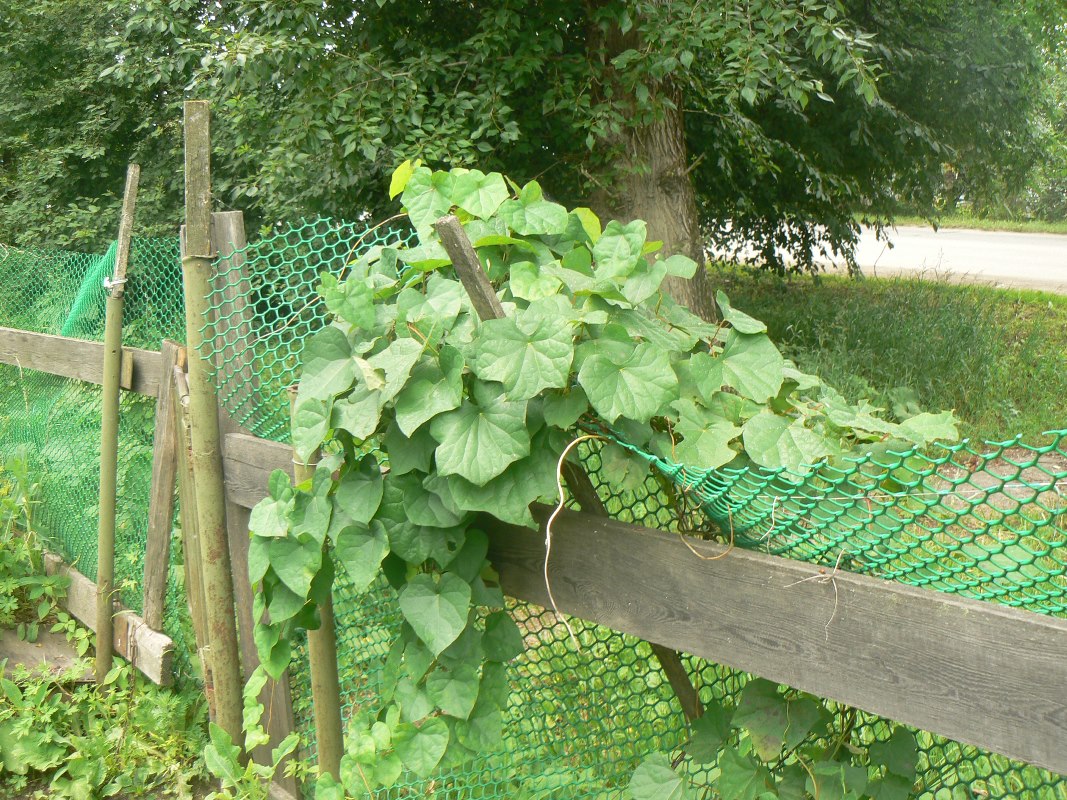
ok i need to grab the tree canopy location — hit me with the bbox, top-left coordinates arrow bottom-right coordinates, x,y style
1,0 -> 1061,292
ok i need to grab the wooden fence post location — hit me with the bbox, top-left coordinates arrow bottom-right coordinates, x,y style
434,214 -> 704,723
211,211 -> 301,797
181,100 -> 243,740
173,362 -> 212,709
288,387 -> 343,781
96,163 -> 140,684
142,340 -> 185,631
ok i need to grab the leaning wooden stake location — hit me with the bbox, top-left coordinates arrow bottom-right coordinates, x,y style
173,363 -> 213,711
181,100 -> 243,741
96,163 -> 140,684
288,387 -> 343,780
434,214 -> 704,722
142,340 -> 186,631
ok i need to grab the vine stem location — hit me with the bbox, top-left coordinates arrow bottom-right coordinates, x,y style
545,433 -> 605,650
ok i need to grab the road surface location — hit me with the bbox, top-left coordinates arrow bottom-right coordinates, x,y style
830,226 -> 1067,294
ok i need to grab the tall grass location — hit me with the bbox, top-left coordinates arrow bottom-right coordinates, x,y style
711,266 -> 1067,442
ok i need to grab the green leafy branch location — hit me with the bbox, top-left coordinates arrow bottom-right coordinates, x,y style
218,163 -> 942,798
630,679 -> 918,800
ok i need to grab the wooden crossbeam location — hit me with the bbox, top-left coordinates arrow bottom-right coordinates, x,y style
44,553 -> 174,686
486,508 -> 1067,776
218,430 -> 1067,775
0,326 -> 161,396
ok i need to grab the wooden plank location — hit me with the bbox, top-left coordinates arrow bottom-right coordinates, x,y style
210,211 -> 262,431
95,162 -> 141,684
181,99 -> 244,743
142,341 -> 186,631
43,553 -> 174,686
434,215 -> 505,320
485,508 -> 1067,775
174,365 -> 211,706
222,433 -> 293,509
0,628 -> 92,683
210,212 -> 300,797
217,429 -> 1067,769
0,326 -> 162,396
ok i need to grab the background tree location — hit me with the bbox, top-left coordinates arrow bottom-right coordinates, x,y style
0,0 -> 182,247
1,0 -> 1061,307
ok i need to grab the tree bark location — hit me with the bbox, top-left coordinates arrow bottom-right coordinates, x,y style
586,9 -> 717,321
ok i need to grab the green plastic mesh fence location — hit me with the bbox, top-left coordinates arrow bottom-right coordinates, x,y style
0,238 -> 196,682
202,217 -> 419,443
207,218 -> 1065,799
617,433 -> 1067,616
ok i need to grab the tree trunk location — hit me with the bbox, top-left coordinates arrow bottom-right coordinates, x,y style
586,9 -> 716,321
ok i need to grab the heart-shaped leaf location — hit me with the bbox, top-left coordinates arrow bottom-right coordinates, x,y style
430,393 -> 530,486
393,717 -> 450,777
268,536 -> 322,599
299,326 -> 356,398
578,341 -> 677,423
426,664 -> 481,719
398,573 -> 472,655
334,522 -> 389,593
628,754 -> 693,800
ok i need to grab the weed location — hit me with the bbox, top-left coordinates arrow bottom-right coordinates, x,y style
888,215 -> 1067,236
0,455 -> 211,799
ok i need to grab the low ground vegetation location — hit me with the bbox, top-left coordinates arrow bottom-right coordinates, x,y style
890,215 -> 1067,236
0,448 -> 211,798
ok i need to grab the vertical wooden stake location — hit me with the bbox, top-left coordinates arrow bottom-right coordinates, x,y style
289,387 -> 343,780
173,362 -> 212,709
143,340 -> 185,631
181,100 -> 243,740
434,214 -> 704,721
96,163 -> 140,684
212,212 -> 300,798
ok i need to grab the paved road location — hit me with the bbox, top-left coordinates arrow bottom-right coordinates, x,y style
831,226 -> 1067,294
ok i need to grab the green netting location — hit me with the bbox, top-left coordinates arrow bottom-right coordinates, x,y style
201,218 -> 418,442
207,217 -> 1065,799
617,433 -> 1067,616
0,238 -> 197,683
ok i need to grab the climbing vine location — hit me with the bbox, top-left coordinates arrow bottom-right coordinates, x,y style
208,164 -> 944,798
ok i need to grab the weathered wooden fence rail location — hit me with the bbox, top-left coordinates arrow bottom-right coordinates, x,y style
220,429 -> 1067,776
0,326 -> 162,396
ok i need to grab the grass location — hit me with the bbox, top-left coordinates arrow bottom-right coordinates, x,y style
887,214 -> 1067,235
711,265 -> 1067,443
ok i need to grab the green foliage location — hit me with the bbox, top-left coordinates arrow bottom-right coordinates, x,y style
0,0 -> 183,249
220,166 -> 954,797
4,0 -> 1057,270
0,446 -> 66,639
0,466 -> 210,799
852,0 -> 1063,223
629,681 -> 919,800
713,266 -> 1067,441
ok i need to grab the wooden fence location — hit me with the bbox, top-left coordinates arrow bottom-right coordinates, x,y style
4,223 -> 1067,797
222,430 -> 1067,778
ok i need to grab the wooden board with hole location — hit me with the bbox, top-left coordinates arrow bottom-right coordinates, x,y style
43,554 -> 173,685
